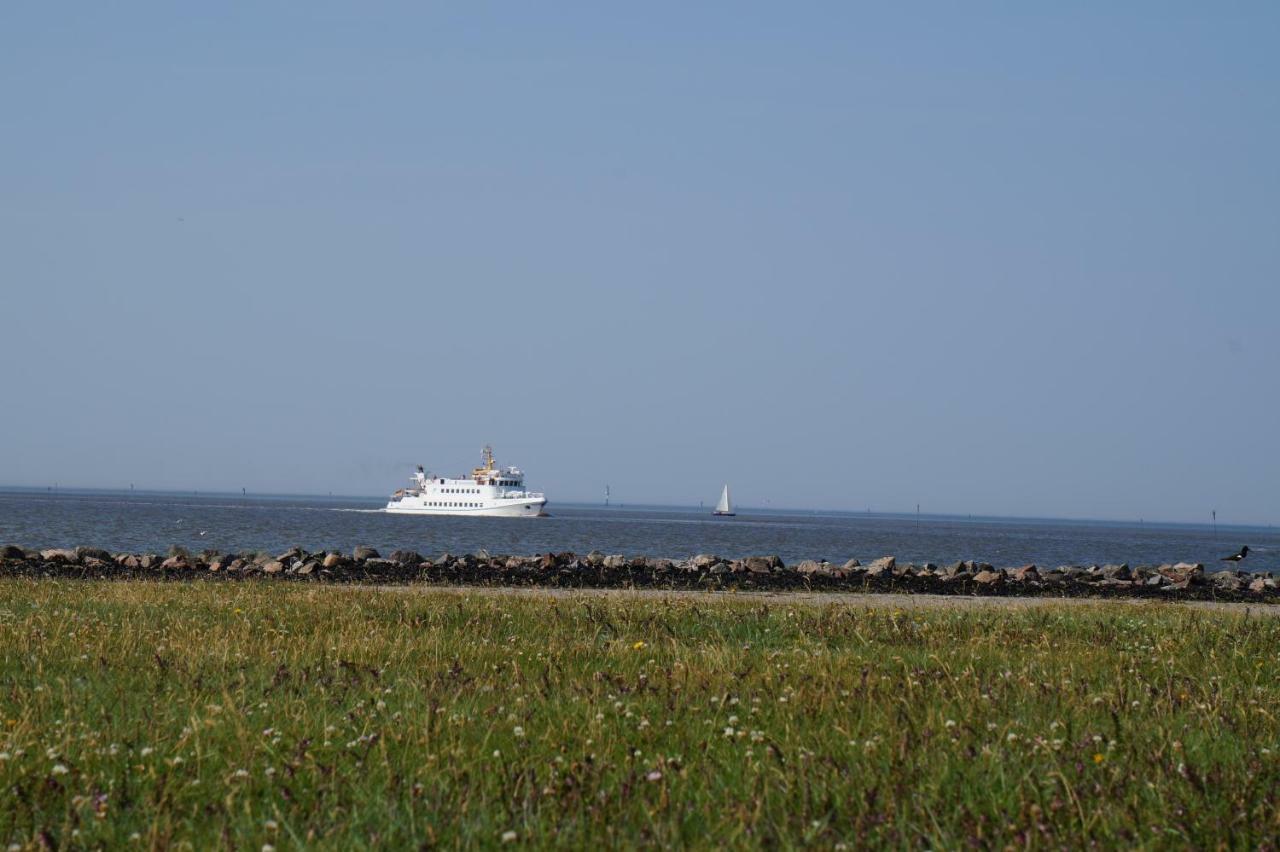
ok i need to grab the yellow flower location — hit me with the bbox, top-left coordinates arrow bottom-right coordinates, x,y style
632,641 -> 647,651
1093,753 -> 1105,764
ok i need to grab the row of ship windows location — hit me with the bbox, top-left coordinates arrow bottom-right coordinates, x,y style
438,484 -> 518,493
430,502 -> 479,508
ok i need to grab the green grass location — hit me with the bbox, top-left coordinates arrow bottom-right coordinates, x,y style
1,581 -> 1279,849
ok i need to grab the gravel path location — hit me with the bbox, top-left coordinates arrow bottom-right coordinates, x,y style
377,584 -> 1280,616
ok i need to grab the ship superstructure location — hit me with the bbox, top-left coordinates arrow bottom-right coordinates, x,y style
385,446 -> 547,517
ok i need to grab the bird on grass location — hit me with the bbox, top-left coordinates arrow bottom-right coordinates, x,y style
1220,546 -> 1249,564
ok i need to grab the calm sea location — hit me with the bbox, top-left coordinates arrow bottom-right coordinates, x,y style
1,488 -> 1276,573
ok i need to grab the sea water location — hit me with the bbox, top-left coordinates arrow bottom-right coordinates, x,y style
1,488 -> 1275,572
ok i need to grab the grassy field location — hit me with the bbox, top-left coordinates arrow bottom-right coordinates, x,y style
1,581 -> 1279,849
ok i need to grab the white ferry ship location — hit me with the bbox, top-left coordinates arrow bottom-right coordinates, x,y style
385,446 -> 547,517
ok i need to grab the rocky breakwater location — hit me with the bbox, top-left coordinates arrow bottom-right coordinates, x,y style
0,545 -> 1277,602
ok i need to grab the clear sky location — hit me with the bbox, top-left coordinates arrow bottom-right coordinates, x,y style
2,3 -> 1277,523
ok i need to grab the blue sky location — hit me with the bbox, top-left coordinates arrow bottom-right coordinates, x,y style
1,3 -> 1277,522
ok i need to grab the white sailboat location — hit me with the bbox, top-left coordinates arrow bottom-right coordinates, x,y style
713,484 -> 735,517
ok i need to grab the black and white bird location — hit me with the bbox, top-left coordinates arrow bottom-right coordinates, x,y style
1220,546 -> 1249,564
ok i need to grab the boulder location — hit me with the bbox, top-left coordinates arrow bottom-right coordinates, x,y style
75,546 -> 113,562
321,553 -> 346,569
388,550 -> 424,566
1160,562 -> 1204,584
793,560 -> 826,576
1249,577 -> 1274,593
352,546 -> 380,561
160,555 -> 190,570
1096,578 -> 1133,588
276,547 -> 304,562
1009,564 -> 1039,582
602,554 -> 627,569
295,561 -> 317,576
40,548 -> 79,564
120,554 -> 140,569
944,561 -> 969,577
585,550 -> 605,567
1210,571 -> 1243,592
139,554 -> 160,570
865,557 -> 895,577
842,559 -> 862,571
262,560 -> 285,574
972,569 -> 1005,586
691,554 -> 719,569
1099,563 -> 1131,581
1,545 -> 27,560
745,556 -> 776,574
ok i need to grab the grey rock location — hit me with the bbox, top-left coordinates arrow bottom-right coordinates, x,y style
745,556 -> 776,574
1100,563 -> 1131,581
972,569 -> 1005,586
842,559 -> 862,571
585,550 -> 605,567
865,556 -> 896,577
76,546 -> 113,562
262,560 -> 285,574
1210,570 -> 1243,591
352,546 -> 380,561
793,560 -> 826,576
1009,564 -> 1039,582
388,550 -> 424,566
602,554 -> 627,569
40,548 -> 79,563
295,561 -> 317,576
322,553 -> 346,569
2,545 -> 27,560
691,554 -> 719,569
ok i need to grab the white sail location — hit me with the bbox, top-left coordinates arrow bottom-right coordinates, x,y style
714,484 -> 733,515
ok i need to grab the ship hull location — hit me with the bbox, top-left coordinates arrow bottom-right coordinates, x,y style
385,499 -> 546,518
